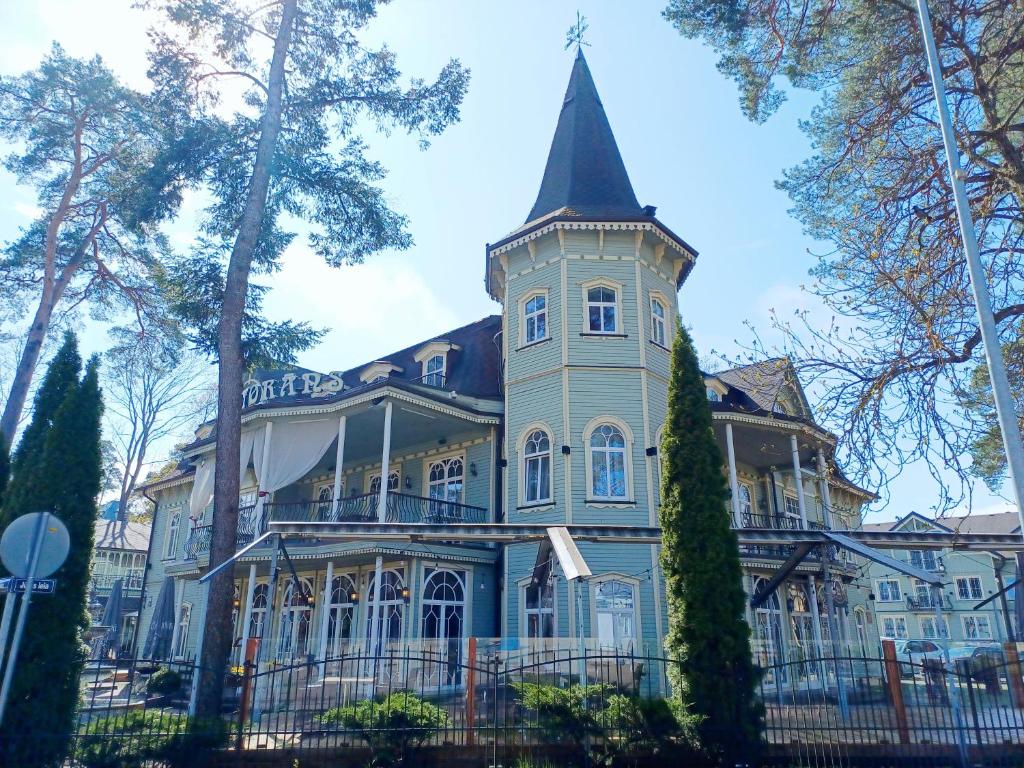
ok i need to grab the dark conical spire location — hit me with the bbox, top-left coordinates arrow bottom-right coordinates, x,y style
526,49 -> 643,224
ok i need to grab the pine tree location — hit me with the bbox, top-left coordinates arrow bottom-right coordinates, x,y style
0,335 -> 103,768
0,434 -> 8,509
659,322 -> 763,764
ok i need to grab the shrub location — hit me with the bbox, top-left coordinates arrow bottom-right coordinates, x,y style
76,710 -> 189,768
320,691 -> 449,767
146,667 -> 183,696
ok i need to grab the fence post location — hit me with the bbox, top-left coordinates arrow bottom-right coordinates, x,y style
881,639 -> 909,744
1005,642 -> 1024,709
465,636 -> 477,746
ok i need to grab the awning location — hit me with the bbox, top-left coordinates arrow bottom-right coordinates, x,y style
142,576 -> 175,660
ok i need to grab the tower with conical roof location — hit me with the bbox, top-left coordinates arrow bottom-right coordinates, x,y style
488,50 -> 697,646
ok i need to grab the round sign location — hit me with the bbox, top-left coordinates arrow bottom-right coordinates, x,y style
0,512 -> 71,578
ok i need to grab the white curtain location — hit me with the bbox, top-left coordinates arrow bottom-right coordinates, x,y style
252,418 -> 338,494
187,430 -> 259,517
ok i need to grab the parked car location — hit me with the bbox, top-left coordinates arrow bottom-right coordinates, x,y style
894,639 -> 945,676
945,645 -> 1004,675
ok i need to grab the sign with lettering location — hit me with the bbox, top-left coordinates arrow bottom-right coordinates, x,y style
241,371 -> 346,409
0,577 -> 57,595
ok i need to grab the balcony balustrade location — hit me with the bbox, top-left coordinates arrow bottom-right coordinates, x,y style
90,573 -> 144,591
183,492 -> 488,560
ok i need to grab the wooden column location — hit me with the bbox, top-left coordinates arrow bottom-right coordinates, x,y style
725,423 -> 742,528
882,639 -> 910,744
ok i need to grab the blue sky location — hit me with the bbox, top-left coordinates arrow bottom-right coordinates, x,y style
0,0 -> 1011,521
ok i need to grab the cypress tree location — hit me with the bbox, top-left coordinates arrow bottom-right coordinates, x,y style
659,322 -> 763,764
0,336 -> 103,768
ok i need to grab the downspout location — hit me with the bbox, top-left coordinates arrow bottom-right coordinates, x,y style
136,485 -> 159,658
492,328 -> 505,636
993,555 -> 1016,643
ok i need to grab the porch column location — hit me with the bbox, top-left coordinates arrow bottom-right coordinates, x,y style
318,561 -> 334,678
239,563 -> 257,667
253,421 -> 274,528
816,447 -> 834,529
368,556 -> 384,668
377,401 -> 393,523
725,423 -> 743,528
807,574 -> 826,664
330,416 -> 347,520
789,434 -> 808,529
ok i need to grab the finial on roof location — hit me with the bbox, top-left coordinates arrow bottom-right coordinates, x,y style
564,11 -> 590,52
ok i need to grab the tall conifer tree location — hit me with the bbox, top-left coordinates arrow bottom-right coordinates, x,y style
659,322 -> 762,764
0,334 -> 103,768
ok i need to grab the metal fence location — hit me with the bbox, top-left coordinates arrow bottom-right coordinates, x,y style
11,640 -> 1024,766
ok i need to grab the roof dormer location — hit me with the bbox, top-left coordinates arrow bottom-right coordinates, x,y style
359,361 -> 403,384
414,341 -> 461,388
704,377 -> 728,403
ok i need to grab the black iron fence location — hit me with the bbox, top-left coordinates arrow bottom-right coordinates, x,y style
13,641 -> 1024,766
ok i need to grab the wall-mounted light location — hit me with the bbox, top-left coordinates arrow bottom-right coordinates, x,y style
348,590 -> 360,604
401,587 -> 411,603
404,476 -> 412,490
305,593 -> 316,608
498,459 -> 508,468
561,445 -> 571,455
645,446 -> 657,457
470,462 -> 477,477
232,597 -> 241,611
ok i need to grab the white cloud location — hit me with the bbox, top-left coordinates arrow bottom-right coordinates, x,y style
260,244 -> 461,373
12,202 -> 42,220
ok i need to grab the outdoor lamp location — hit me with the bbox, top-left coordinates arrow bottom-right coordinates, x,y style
470,462 -> 477,477
305,593 -> 315,607
401,587 -> 411,603
404,476 -> 412,490
232,597 -> 241,611
349,590 -> 359,603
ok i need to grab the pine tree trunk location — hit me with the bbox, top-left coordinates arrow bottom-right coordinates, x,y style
194,0 -> 298,719
0,292 -> 57,445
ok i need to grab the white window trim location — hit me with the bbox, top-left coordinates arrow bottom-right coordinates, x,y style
517,421 -> 555,507
422,450 -> 467,502
960,613 -> 994,640
581,277 -> 624,335
954,575 -> 985,601
648,290 -> 673,348
413,340 -> 459,363
517,572 -> 559,640
173,602 -> 192,660
359,361 -> 403,384
368,469 -> 401,494
583,415 -> 635,503
164,509 -> 181,560
589,573 -> 642,649
519,289 -> 550,347
879,614 -> 909,640
874,578 -> 903,603
420,354 -> 446,385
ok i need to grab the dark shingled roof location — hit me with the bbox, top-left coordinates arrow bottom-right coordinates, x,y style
94,519 -> 150,552
526,49 -> 643,224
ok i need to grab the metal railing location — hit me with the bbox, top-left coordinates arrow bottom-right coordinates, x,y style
90,573 -> 144,591
182,494 -> 489,559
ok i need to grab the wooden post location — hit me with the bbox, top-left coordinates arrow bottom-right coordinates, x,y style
237,638 -> 260,749
882,639 -> 909,744
1005,642 -> 1024,709
465,636 -> 477,746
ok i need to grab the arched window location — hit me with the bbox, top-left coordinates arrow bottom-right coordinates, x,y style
174,603 -> 191,659
369,471 -> 400,495
248,584 -> 269,640
428,456 -> 463,520
594,579 -> 635,649
706,387 -> 721,402
525,577 -> 555,639
588,423 -> 628,499
327,574 -> 358,658
523,429 -> 552,504
650,297 -> 667,346
586,286 -> 618,333
278,578 -> 314,660
366,569 -> 405,650
421,569 -> 465,644
164,511 -> 181,559
315,483 -> 335,519
752,577 -> 785,683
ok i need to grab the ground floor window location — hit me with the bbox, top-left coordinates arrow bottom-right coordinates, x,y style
421,568 -> 466,644
278,578 -> 315,660
525,577 -> 555,639
595,579 -> 636,649
174,603 -> 191,659
327,573 -> 358,658
880,615 -> 909,640
366,569 -> 405,650
962,614 -> 994,640
248,583 -> 269,640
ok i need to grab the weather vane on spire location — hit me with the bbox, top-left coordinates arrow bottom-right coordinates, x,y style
564,11 -> 590,52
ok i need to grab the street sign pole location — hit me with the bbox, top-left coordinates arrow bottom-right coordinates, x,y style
0,590 -> 15,683
0,511 -> 49,725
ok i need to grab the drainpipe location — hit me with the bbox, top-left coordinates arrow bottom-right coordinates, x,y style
993,555 -> 1016,642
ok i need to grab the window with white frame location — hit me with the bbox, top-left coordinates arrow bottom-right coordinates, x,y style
588,423 -> 628,499
784,495 -> 801,521
422,354 -> 446,387
875,579 -> 902,602
920,616 -> 947,639
278,578 -> 314,661
595,579 -> 636,648
369,471 -> 400,495
164,510 -> 181,559
586,286 -> 618,333
174,603 -> 192,658
525,578 -> 555,639
706,388 -> 720,402
248,584 -> 269,639
523,429 -> 552,504
956,576 -> 984,600
650,296 -> 667,346
962,614 -> 993,640
315,483 -> 336,517
738,483 -> 754,521
428,456 -> 464,519
909,550 -> 938,571
523,293 -> 548,344
326,574 -> 358,658
879,615 -> 909,640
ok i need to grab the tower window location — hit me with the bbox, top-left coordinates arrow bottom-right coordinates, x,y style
587,286 -> 618,333
588,422 -> 628,499
523,429 -> 552,503
650,297 -> 667,346
524,294 -> 548,344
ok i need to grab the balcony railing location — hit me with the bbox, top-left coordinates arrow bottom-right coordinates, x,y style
740,513 -> 830,532
90,573 -> 144,591
183,493 -> 488,560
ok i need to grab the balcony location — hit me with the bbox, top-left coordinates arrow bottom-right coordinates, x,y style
183,492 -> 488,560
90,573 -> 144,592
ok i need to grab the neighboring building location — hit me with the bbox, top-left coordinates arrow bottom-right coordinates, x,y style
863,511 -> 1021,644
135,51 -> 872,677
89,501 -> 151,657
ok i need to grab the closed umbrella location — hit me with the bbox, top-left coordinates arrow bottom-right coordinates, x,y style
142,577 -> 176,660
98,578 -> 124,658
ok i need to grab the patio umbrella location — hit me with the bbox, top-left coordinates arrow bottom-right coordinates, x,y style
99,578 -> 124,658
142,577 -> 176,660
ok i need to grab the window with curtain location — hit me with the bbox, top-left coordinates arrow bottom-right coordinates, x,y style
586,286 -> 618,333
589,423 -> 627,499
595,580 -> 635,648
523,429 -> 552,503
524,294 -> 548,343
